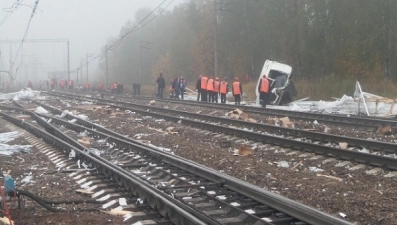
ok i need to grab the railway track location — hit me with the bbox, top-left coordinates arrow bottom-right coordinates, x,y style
59,90 -> 397,129
37,91 -> 397,171
0,100 -> 352,224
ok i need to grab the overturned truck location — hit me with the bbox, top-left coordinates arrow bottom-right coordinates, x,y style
255,60 -> 297,106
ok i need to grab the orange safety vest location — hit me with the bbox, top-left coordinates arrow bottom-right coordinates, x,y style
233,81 -> 241,95
68,80 -> 72,86
214,80 -> 220,92
260,77 -> 269,93
201,76 -> 208,90
220,81 -> 228,94
207,79 -> 214,91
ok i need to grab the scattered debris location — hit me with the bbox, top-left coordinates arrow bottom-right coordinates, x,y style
226,108 -> 257,122
377,125 -> 392,135
78,136 -> 91,148
279,117 -> 294,128
149,100 -> 156,105
290,161 -> 303,170
316,174 -> 343,182
0,217 -> 14,225
0,131 -> 32,156
237,145 -> 254,156
309,167 -> 324,172
34,106 -> 49,114
339,212 -> 347,218
339,142 -> 348,149
277,161 -> 290,168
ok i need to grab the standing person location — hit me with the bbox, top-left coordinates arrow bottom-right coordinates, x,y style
200,75 -> 208,101
220,77 -> 229,104
213,77 -> 220,103
156,73 -> 166,99
173,77 -> 180,99
179,76 -> 187,100
207,76 -> 215,102
196,75 -> 202,101
232,77 -> 242,105
170,78 -> 175,98
258,74 -> 270,107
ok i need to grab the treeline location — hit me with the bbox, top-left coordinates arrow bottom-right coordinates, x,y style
99,0 -> 397,86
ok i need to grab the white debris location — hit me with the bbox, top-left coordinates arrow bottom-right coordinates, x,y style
77,114 -> 88,120
313,120 -> 319,125
21,175 -> 33,184
81,101 -> 93,105
339,212 -> 347,218
34,106 -> 49,114
277,161 -> 289,168
68,119 -> 77,123
0,131 -> 20,143
0,131 -> 32,156
309,167 -> 324,172
358,148 -> 370,153
0,88 -> 41,100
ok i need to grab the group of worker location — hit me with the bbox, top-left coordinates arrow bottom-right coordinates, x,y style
196,75 -> 243,105
195,74 -> 271,107
49,79 -> 75,90
110,82 -> 124,94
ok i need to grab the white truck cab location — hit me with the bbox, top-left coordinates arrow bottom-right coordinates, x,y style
255,60 -> 296,105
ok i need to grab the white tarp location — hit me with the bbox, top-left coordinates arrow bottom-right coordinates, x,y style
0,131 -> 32,156
0,88 -> 41,100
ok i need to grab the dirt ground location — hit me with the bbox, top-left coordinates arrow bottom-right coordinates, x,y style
2,96 -> 397,225
0,124 -> 126,225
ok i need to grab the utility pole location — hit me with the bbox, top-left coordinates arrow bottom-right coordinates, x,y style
80,59 -> 83,83
86,54 -> 89,82
213,1 -> 232,79
67,41 -> 70,81
139,41 -> 153,84
105,45 -> 108,86
214,0 -> 218,79
86,53 -> 93,82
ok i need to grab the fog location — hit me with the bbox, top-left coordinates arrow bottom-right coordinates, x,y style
0,0 -> 183,85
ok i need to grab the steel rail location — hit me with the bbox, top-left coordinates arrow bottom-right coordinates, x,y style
3,102 -> 352,225
0,109 -> 208,225
57,90 -> 397,129
36,92 -> 397,170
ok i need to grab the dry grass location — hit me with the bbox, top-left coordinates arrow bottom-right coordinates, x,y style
295,76 -> 397,100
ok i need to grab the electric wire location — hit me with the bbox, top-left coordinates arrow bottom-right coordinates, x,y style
9,0 -> 39,80
71,0 -> 174,74
0,0 -> 22,27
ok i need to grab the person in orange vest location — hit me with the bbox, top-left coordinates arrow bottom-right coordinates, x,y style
68,80 -> 73,89
213,77 -> 220,103
200,75 -> 208,101
219,77 -> 229,104
258,74 -> 270,107
207,76 -> 215,102
60,80 -> 65,90
232,77 -> 242,105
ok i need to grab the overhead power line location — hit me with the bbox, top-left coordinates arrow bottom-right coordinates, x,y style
71,0 -> 174,74
9,0 -> 40,80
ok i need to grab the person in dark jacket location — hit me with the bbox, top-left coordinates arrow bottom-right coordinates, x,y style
156,73 -> 166,99
196,75 -> 202,101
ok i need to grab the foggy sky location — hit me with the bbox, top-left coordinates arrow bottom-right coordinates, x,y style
0,0 -> 183,82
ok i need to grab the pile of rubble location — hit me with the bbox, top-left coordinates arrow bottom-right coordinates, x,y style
226,108 -> 257,123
